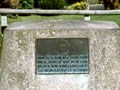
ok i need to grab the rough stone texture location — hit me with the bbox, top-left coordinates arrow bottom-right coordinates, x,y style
0,20 -> 120,90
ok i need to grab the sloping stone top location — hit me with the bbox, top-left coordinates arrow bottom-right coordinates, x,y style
6,20 -> 119,31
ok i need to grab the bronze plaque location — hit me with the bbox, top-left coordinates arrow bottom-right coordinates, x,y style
36,38 -> 89,74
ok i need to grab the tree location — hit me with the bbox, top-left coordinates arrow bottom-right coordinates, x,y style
0,0 -> 10,8
0,0 -> 20,8
10,0 -> 20,9
102,0 -> 120,9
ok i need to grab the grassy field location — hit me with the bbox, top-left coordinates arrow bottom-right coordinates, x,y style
0,15 -> 119,26
5,15 -> 84,24
91,15 -> 120,26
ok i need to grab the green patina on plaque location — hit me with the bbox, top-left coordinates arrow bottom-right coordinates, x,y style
35,38 -> 89,74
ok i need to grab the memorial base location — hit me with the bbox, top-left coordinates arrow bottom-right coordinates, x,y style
0,20 -> 120,90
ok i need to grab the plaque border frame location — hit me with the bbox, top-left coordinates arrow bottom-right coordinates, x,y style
35,38 -> 90,75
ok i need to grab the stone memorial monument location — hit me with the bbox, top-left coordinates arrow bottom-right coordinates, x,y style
0,20 -> 120,90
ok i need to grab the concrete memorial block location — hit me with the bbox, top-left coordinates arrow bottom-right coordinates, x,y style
0,20 -> 120,90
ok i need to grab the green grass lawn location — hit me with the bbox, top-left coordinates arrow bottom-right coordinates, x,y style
0,15 -> 119,26
6,15 -> 84,24
91,15 -> 120,26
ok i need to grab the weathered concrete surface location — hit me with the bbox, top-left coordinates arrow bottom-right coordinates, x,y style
0,20 -> 120,90
1,9 -> 120,15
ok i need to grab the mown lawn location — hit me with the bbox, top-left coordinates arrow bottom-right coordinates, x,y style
0,15 -> 119,26
91,15 -> 120,26
6,15 -> 84,24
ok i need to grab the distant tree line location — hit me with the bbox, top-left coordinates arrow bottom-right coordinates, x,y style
0,0 -> 120,9
0,0 -> 86,9
0,0 -> 34,9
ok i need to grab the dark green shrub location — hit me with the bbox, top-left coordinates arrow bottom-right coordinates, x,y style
38,0 -> 66,9
66,0 -> 86,4
99,0 -> 120,9
0,0 -> 20,8
0,0 -> 10,8
0,0 -> 3,7
68,1 -> 88,10
20,0 -> 34,9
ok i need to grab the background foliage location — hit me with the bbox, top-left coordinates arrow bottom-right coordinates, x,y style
66,0 -> 86,4
10,0 -> 20,9
38,0 -> 66,9
68,1 -> 88,10
0,0 -> 11,8
99,0 -> 120,9
19,0 -> 34,9
0,0 -> 120,9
